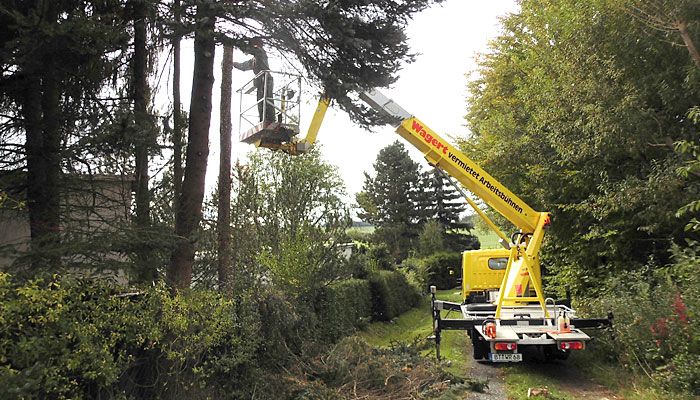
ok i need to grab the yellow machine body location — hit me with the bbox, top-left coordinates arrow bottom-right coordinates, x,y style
461,249 -> 509,299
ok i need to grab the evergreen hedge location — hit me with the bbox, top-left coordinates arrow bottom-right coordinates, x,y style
421,252 -> 462,290
317,279 -> 372,340
368,270 -> 421,321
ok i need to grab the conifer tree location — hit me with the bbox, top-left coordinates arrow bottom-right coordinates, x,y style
357,141 -> 424,260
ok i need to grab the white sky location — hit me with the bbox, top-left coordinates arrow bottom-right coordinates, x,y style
168,0 -> 519,202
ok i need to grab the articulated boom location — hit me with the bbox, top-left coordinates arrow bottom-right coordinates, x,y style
360,89 -> 551,317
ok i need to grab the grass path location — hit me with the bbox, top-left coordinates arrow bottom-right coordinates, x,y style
358,289 -> 472,378
354,288 -> 671,400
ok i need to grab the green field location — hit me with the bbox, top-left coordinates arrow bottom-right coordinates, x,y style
474,229 -> 501,249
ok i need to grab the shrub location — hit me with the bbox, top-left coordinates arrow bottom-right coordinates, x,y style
367,243 -> 394,271
399,257 -> 426,292
417,220 -> 445,257
421,252 -> 462,290
0,273 -> 260,399
582,242 -> 700,395
368,271 -> 421,321
316,279 -> 372,341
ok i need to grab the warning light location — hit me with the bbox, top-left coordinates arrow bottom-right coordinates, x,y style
543,214 -> 552,229
494,342 -> 517,351
559,341 -> 584,350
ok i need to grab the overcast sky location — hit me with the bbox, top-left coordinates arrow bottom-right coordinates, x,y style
166,1 -> 520,203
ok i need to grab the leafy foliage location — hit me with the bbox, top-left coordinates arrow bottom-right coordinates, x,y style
368,270 -> 421,321
465,0 -> 700,394
0,273 -> 259,399
418,220 -> 446,257
584,242 -> 700,395
465,0 -> 700,296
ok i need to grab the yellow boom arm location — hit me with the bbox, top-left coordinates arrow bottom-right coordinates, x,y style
359,89 -> 552,317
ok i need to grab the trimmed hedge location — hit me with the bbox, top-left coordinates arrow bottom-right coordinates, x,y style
421,252 -> 462,290
368,270 -> 421,321
317,279 -> 372,341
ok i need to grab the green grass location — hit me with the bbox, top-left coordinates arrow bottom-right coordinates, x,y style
358,289 -> 472,377
567,349 -> 691,400
504,364 -> 576,400
474,229 -> 501,249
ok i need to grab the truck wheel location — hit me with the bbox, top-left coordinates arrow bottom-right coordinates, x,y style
543,345 -> 569,361
471,329 -> 488,360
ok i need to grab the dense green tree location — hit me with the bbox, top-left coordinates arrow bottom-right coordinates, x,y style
0,1 -> 132,269
418,168 -> 478,252
465,0 -> 700,294
195,147 -> 350,298
357,141 -> 424,261
168,0 -> 445,288
421,168 -> 468,229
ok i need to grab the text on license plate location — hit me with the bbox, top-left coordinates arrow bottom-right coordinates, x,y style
490,353 -> 522,362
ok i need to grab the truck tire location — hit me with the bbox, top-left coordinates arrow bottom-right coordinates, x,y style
471,328 -> 489,360
543,345 -> 569,361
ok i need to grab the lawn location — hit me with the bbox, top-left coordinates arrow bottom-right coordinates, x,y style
358,289 -> 472,378
474,229 -> 501,249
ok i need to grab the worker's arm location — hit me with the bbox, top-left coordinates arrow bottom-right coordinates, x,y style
233,58 -> 254,71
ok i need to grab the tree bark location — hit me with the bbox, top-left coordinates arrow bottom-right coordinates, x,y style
172,0 -> 183,210
677,21 -> 700,70
132,0 -> 155,281
168,3 -> 216,290
217,45 -> 233,292
22,2 -> 62,269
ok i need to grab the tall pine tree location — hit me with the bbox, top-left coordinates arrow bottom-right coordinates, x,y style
357,141 -> 424,261
419,168 -> 478,252
422,168 -> 467,229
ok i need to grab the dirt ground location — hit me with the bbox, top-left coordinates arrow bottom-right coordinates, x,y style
460,341 -> 621,400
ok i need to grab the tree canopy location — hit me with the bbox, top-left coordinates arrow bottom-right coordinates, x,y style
465,0 -> 700,293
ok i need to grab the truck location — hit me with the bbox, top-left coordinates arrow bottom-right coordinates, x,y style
237,71 -> 612,363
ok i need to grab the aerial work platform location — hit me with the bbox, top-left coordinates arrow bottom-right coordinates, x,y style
239,121 -> 298,146
237,70 -> 328,154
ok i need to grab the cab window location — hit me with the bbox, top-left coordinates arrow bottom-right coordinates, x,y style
488,258 -> 508,270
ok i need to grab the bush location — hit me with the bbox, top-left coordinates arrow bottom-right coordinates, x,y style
399,257 -> 426,292
316,279 -> 372,341
417,220 -> 445,257
582,242 -> 700,396
0,273 -> 260,399
368,271 -> 421,321
367,243 -> 394,271
421,252 -> 462,290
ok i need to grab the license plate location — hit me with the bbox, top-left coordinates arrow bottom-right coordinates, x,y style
490,353 -> 523,362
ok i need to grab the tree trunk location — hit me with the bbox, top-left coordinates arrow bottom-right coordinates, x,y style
217,45 -> 233,292
22,2 -> 62,269
677,21 -> 700,70
168,4 -> 216,290
132,0 -> 155,281
172,0 -> 183,210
